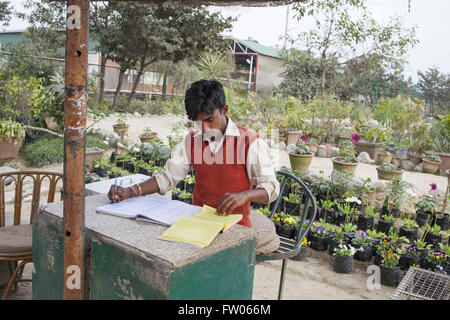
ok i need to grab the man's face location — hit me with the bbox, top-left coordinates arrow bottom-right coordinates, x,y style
194,106 -> 228,136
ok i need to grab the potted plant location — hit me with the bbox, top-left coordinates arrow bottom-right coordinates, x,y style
377,214 -> 397,235
351,231 -> 373,262
423,249 -> 448,272
399,218 -> 419,243
171,187 -> 182,201
415,196 -> 436,227
423,223 -> 444,249
357,205 -> 379,231
376,143 -> 395,165
319,199 -> 336,223
354,127 -> 387,160
177,192 -> 192,204
340,222 -> 358,242
308,223 -> 330,251
331,140 -> 358,175
398,245 -> 421,271
413,238 -> 433,268
438,243 -> 450,275
108,166 -> 122,179
282,193 -> 301,216
113,114 -> 129,137
422,153 -> 441,174
0,119 -> 26,159
376,163 -> 403,181
183,174 -> 195,194
379,249 -> 401,287
140,127 -> 158,144
93,158 -> 110,178
382,177 -> 409,218
332,244 -> 356,274
291,237 -> 311,261
277,214 -> 298,240
328,226 -> 346,255
287,141 -> 314,172
335,201 -> 358,226
366,229 -> 387,257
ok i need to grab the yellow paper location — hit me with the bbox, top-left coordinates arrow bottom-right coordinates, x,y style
159,216 -> 224,247
194,205 -> 243,231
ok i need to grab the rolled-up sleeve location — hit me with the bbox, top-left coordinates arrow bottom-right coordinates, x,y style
153,134 -> 192,195
246,138 -> 280,204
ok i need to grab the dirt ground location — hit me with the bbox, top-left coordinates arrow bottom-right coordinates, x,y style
2,113 -> 447,300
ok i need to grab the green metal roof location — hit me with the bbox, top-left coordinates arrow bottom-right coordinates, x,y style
227,36 -> 282,59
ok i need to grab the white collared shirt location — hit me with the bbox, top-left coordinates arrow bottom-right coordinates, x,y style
153,117 -> 280,204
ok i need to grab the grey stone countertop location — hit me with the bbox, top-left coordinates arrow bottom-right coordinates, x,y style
38,194 -> 257,269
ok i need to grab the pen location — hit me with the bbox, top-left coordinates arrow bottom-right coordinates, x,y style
113,179 -> 117,204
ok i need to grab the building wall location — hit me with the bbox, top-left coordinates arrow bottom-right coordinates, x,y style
255,55 -> 285,93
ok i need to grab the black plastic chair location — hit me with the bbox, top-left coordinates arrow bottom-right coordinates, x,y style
256,170 -> 317,300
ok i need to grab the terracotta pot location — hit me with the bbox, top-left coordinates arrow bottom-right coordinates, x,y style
289,152 -> 314,172
354,141 -> 383,160
307,143 -> 319,155
85,147 -> 105,172
376,167 -> 403,181
286,131 -> 301,146
437,152 -> 450,172
113,125 -> 129,137
408,152 -> 422,166
376,153 -> 392,165
331,157 -> 358,175
140,133 -> 158,144
0,136 -> 23,159
422,158 -> 441,174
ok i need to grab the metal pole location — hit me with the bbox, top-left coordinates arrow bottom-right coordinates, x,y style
63,0 -> 89,300
248,55 -> 253,90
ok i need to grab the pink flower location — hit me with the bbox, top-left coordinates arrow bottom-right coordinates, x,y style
300,133 -> 309,143
351,133 -> 361,143
430,183 -> 437,191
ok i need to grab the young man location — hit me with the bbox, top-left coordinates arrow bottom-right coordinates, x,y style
109,80 -> 280,252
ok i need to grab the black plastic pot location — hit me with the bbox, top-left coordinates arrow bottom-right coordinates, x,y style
333,255 -> 354,274
137,167 -> 150,176
371,238 -> 381,256
424,232 -> 442,250
354,245 -> 373,262
328,238 -> 347,255
95,166 -> 108,178
283,199 -> 301,216
399,227 -> 418,243
108,173 -> 121,179
357,215 -> 374,231
433,213 -> 449,231
178,197 -> 192,204
278,226 -> 295,239
374,249 -> 382,266
398,254 -> 420,271
381,205 -> 389,216
377,219 -> 394,234
336,212 -> 354,226
176,180 -> 185,191
109,152 -> 117,164
380,265 -> 400,287
415,211 -> 432,227
390,207 -> 400,218
290,246 -> 308,261
185,183 -> 195,195
128,163 -> 136,174
172,193 -> 180,201
309,234 -> 329,251
251,202 -> 265,210
344,231 -> 356,243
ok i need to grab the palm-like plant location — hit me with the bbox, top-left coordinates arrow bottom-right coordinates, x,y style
196,52 -> 233,80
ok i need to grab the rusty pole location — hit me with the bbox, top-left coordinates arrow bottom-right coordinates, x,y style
63,0 -> 89,300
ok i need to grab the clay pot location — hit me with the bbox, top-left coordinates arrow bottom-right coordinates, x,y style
286,131 -> 301,146
139,133 -> 158,143
354,141 -> 383,160
0,136 -> 23,159
376,167 -> 404,181
422,158 -> 441,174
307,143 -> 319,155
331,157 -> 358,175
289,152 -> 314,172
376,153 -> 393,165
437,152 -> 450,172
113,125 -> 129,137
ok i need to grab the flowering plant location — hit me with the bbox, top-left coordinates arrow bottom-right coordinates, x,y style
351,133 -> 361,143
380,249 -> 400,268
300,133 -> 309,143
399,245 -> 421,258
310,225 -> 330,237
426,250 -> 448,266
300,237 -> 311,247
351,231 -> 372,247
333,244 -> 357,256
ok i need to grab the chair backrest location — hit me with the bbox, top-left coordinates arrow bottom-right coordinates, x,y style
0,170 -> 63,227
261,170 -> 317,259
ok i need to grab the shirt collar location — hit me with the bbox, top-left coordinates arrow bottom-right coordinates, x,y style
193,116 -> 241,139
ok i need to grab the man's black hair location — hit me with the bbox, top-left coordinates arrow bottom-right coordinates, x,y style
184,79 -> 226,121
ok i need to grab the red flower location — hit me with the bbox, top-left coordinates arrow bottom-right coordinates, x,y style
351,133 -> 361,143
300,133 -> 309,143
429,183 -> 437,191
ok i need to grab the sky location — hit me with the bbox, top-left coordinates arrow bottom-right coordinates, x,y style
5,0 -> 450,82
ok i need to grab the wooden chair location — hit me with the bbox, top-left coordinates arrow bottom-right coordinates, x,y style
256,170 -> 317,300
0,170 -> 63,300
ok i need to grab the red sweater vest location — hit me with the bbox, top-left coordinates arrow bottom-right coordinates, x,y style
186,125 -> 259,228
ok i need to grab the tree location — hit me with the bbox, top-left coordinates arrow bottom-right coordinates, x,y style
100,2 -> 234,110
290,0 -> 418,97
417,67 -> 449,115
0,0 -> 12,27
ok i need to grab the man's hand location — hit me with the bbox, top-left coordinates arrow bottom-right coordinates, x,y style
216,192 -> 248,216
108,185 -> 132,203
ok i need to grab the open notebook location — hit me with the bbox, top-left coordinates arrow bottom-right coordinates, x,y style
159,205 -> 243,248
95,196 -> 203,226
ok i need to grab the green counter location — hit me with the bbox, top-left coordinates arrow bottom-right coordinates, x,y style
32,194 -> 257,300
